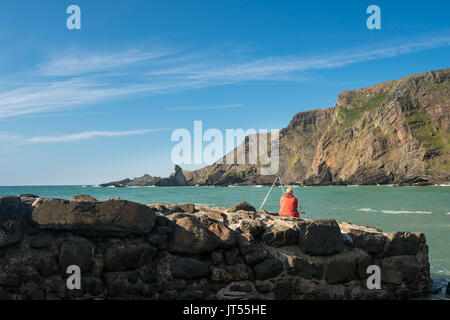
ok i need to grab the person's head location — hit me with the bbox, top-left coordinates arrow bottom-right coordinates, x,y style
285,187 -> 293,195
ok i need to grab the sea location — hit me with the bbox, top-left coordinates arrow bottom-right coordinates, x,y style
1,184 -> 449,296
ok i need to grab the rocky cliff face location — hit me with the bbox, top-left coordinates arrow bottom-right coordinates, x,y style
186,68 -> 449,186
0,195 -> 431,300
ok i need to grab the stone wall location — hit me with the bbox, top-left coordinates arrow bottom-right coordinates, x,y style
0,196 -> 431,300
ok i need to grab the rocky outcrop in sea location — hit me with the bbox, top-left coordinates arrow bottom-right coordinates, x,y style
0,194 -> 432,300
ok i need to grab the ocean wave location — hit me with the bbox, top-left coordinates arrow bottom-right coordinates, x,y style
381,210 -> 432,214
254,185 -> 263,188
357,208 -> 377,212
357,208 -> 432,214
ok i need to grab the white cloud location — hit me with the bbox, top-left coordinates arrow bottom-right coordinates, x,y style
0,129 -> 165,148
0,34 -> 449,119
28,129 -> 164,143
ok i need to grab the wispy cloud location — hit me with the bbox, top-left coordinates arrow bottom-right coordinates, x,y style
165,103 -> 245,111
1,34 -> 449,119
0,129 -> 165,148
28,129 -> 163,143
38,49 -> 171,76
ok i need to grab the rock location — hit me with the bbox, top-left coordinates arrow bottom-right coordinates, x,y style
385,232 -> 426,256
287,256 -> 324,280
346,229 -> 387,255
236,233 -> 268,265
225,247 -> 239,265
59,238 -> 94,272
274,282 -> 294,299
298,219 -> 344,256
255,283 -> 272,293
356,253 -> 372,279
228,201 -> 256,212
210,264 -> 250,282
70,194 -> 98,202
156,165 -> 188,186
446,282 -> 450,295
148,203 -> 183,214
253,258 -> 283,281
239,219 -> 264,238
106,279 -> 127,297
179,203 -> 195,213
31,198 -> 157,236
207,222 -> 236,248
262,225 -> 298,247
325,257 -> 357,284
169,216 -> 216,255
36,256 -> 59,277
0,196 -> 28,247
381,255 -> 422,285
29,233 -> 53,249
171,258 -> 209,280
104,243 -> 157,272
211,251 -> 224,265
169,216 -> 235,255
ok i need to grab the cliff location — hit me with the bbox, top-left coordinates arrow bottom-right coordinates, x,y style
187,68 -> 450,186
101,68 -> 449,187
0,195 -> 431,300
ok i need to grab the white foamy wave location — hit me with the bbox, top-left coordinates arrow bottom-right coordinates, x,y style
381,210 -> 432,215
438,184 -> 450,186
254,185 -> 263,188
357,208 -> 377,212
357,208 -> 432,214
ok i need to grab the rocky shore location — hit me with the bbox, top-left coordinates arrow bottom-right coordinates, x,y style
0,194 -> 432,300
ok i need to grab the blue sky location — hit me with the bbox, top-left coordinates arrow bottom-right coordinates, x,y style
0,0 -> 449,185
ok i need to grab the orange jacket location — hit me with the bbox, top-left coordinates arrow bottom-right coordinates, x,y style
279,194 -> 299,218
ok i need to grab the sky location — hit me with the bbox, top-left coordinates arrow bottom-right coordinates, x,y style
0,0 -> 449,186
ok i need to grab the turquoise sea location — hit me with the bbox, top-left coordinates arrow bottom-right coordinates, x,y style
1,185 -> 449,292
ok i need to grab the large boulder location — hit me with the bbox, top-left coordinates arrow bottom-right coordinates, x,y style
298,219 -> 344,256
104,243 -> 157,272
31,198 -> 157,236
262,224 -> 298,247
0,196 -> 28,247
385,232 -> 426,256
168,216 -> 235,255
171,258 -> 209,280
346,229 -> 388,255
